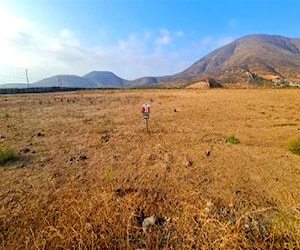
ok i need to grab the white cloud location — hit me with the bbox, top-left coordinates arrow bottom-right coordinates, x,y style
0,10 -> 234,84
0,11 -> 187,83
60,29 -> 73,39
0,9 -> 33,39
155,34 -> 171,45
155,29 -> 171,45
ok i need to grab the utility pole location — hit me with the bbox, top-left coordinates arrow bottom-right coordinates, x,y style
56,76 -> 63,88
25,69 -> 29,88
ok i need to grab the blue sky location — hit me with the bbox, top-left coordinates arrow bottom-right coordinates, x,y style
0,0 -> 299,83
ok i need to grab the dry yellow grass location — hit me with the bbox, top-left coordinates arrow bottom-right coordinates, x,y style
0,89 -> 299,249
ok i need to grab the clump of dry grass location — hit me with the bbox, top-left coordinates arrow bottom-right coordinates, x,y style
0,147 -> 17,165
288,137 -> 300,155
1,89 -> 300,249
2,183 -> 299,249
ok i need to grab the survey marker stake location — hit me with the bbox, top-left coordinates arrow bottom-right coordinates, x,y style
142,103 -> 150,133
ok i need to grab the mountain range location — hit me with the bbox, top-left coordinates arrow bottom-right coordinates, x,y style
4,34 -> 300,89
172,34 -> 300,87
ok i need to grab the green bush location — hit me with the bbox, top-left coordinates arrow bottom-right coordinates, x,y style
288,137 -> 300,155
3,113 -> 10,119
0,147 -> 17,165
226,135 -> 240,144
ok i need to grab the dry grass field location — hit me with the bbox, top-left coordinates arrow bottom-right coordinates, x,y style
0,89 -> 299,249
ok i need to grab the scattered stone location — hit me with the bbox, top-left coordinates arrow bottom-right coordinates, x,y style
102,134 -> 110,143
147,153 -> 157,165
115,188 -> 125,197
113,154 -> 119,160
79,155 -> 88,161
142,215 -> 156,229
21,148 -> 30,153
0,135 -> 5,139
115,188 -> 138,197
205,150 -> 210,156
85,223 -> 93,232
69,157 -> 75,162
135,210 -> 172,233
292,207 -> 300,214
166,165 -> 171,172
37,132 -> 44,137
184,159 -> 194,167
204,200 -> 213,214
174,109 -> 177,112
156,216 -> 167,226
19,163 -> 25,168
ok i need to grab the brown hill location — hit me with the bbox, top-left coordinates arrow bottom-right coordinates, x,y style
161,34 -> 300,87
30,34 -> 300,89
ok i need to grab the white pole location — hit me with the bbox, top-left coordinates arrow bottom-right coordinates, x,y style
146,119 -> 149,133
25,69 -> 29,88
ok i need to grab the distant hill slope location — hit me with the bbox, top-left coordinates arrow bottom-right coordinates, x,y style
33,75 -> 91,88
128,77 -> 159,88
25,34 -> 300,89
33,71 -> 134,89
0,83 -> 28,89
83,71 -> 127,88
166,34 -> 300,86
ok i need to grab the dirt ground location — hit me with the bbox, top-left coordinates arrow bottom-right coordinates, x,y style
0,89 -> 299,249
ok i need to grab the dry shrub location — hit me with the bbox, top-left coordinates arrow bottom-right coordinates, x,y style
0,147 -> 17,165
288,137 -> 300,155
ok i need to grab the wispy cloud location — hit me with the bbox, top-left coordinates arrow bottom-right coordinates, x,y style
0,9 -> 236,83
155,29 -> 171,45
0,12 -> 194,83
